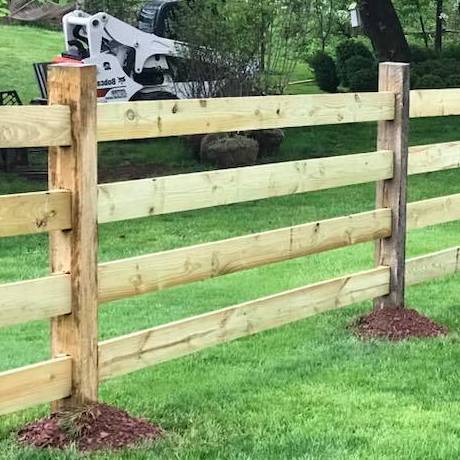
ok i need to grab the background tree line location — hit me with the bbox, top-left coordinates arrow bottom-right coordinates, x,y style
4,0 -> 460,94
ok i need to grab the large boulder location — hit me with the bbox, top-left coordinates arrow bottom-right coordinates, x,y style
249,129 -> 285,156
200,134 -> 259,168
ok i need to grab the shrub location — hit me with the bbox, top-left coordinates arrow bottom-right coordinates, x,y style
409,45 -> 436,63
412,58 -> 460,88
446,75 -> 460,88
415,74 -> 444,89
336,39 -> 374,87
348,68 -> 378,92
345,56 -> 375,78
309,52 -> 339,93
410,72 -> 419,90
441,45 -> 460,61
415,59 -> 457,79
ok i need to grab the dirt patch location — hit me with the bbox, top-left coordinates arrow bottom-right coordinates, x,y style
18,403 -> 163,453
98,163 -> 175,183
14,163 -> 177,183
353,307 -> 448,341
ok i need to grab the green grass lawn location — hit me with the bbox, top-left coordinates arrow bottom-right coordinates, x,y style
1,24 -> 460,460
0,25 -> 62,103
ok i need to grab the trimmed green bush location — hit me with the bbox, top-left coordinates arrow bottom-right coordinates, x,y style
345,56 -> 375,78
441,45 -> 460,61
412,58 -> 460,89
409,45 -> 436,63
336,39 -> 374,87
309,52 -> 339,93
415,59 -> 457,79
446,75 -> 460,88
348,68 -> 378,92
415,74 -> 444,89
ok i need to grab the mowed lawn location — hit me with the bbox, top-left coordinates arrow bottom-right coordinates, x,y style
1,25 -> 460,460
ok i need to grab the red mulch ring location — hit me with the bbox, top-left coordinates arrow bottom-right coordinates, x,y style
18,403 -> 163,453
353,307 -> 448,342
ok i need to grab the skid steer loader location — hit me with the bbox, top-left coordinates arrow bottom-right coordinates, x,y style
37,0 -> 208,103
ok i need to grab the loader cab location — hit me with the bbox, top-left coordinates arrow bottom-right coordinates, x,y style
137,0 -> 181,39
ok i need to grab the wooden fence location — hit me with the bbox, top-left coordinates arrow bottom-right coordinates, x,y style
1,62 -> 460,415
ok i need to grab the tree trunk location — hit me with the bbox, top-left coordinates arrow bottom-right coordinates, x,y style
416,0 -> 429,48
358,0 -> 411,62
435,0 -> 443,54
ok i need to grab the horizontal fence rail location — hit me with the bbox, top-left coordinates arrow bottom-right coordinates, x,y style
98,150 -> 393,223
410,89 -> 460,118
3,191 -> 457,328
407,194 -> 460,230
98,142 -> 460,225
1,245 -> 457,415
97,92 -> 396,142
99,267 -> 390,380
0,190 -> 72,238
406,246 -> 460,285
4,189 -> 459,328
98,190 -> 460,305
0,275 -> 71,327
0,105 -> 71,148
1,89 -> 459,150
0,357 -> 72,415
99,245 -> 460,381
98,209 -> 392,303
408,141 -> 460,175
96,89 -> 460,142
1,246 -> 458,414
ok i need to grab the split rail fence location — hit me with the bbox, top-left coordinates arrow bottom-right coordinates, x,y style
0,62 -> 460,415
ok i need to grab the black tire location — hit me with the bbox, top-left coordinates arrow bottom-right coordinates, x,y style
130,91 -> 178,101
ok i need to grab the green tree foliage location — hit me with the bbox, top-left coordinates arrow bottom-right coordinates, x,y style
394,0 -> 460,51
0,0 -> 9,17
309,0 -> 352,53
173,0 -> 312,96
85,0 -> 141,23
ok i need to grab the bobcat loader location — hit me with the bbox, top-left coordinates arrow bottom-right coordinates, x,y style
45,0 -> 200,102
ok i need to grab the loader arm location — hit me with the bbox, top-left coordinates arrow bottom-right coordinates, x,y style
100,13 -> 184,73
63,11 -> 184,74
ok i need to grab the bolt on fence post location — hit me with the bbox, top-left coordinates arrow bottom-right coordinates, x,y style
374,62 -> 410,310
48,64 -> 99,410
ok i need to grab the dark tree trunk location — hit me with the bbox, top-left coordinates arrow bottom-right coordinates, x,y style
435,0 -> 443,54
358,0 -> 411,62
416,0 -> 429,48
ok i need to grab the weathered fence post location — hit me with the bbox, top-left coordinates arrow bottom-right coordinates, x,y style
48,64 -> 99,410
374,62 -> 410,310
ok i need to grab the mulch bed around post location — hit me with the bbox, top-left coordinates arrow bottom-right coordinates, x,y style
353,306 -> 448,341
18,403 -> 163,453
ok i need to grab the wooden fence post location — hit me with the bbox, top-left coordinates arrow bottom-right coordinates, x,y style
48,64 -> 99,410
374,62 -> 410,310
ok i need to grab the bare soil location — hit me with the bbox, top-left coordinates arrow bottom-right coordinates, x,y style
98,163 -> 175,183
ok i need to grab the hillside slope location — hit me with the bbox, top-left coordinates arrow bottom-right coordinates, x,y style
0,25 -> 62,103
